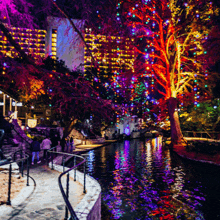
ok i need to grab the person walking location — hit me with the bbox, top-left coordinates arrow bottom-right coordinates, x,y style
30,137 -> 41,165
40,136 -> 52,159
51,134 -> 59,151
0,112 -> 13,150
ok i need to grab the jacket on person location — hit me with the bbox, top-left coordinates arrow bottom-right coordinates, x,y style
30,140 -> 41,152
70,137 -> 74,145
40,138 -> 52,150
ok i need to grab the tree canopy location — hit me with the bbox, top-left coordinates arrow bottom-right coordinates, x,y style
0,0 -> 220,142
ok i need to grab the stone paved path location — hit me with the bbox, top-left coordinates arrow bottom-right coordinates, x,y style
0,164 -> 84,220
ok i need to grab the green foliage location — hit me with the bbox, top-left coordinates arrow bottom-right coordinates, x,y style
180,99 -> 220,131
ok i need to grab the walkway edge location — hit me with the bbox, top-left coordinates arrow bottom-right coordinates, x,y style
0,175 -> 35,217
49,163 -> 101,220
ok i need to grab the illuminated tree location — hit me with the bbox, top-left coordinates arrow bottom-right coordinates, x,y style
32,0 -> 220,142
0,0 -> 36,28
1,0 -> 220,142
113,0 -> 219,144
40,57 -> 114,135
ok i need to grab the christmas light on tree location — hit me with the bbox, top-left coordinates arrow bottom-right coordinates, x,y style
114,0 -> 219,144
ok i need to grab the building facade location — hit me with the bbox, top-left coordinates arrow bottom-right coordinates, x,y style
46,17 -> 85,71
84,28 -> 135,77
0,23 -> 46,58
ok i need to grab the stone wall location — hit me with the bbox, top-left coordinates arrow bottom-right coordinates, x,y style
87,192 -> 101,220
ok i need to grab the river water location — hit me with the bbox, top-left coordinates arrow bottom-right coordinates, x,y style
68,137 -> 220,219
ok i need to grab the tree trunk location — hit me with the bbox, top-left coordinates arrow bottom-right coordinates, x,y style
167,97 -> 186,146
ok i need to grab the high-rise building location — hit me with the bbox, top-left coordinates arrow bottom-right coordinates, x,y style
0,18 -> 151,122
46,17 -> 85,71
0,18 -> 136,75
0,23 -> 46,58
84,28 -> 135,77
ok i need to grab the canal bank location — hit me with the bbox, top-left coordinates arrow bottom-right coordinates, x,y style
72,140 -> 117,155
67,136 -> 220,219
173,137 -> 220,166
83,136 -> 220,168
75,137 -> 220,167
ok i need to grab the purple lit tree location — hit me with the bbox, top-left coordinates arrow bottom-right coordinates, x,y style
0,0 -> 114,136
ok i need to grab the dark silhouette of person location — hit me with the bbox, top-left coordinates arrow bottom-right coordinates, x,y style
30,137 -> 41,165
51,134 -> 59,151
60,137 -> 66,152
69,137 -> 74,152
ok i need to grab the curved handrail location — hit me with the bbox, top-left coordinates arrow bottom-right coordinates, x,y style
0,149 -> 30,205
47,148 -> 86,220
12,149 -> 30,181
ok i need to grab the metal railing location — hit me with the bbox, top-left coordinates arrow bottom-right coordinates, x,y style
47,147 -> 86,220
0,149 -> 30,205
2,121 -> 87,219
182,131 -> 220,140
0,121 -> 31,206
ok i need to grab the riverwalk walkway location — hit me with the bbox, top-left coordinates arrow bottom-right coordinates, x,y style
1,137 -> 220,219
0,141 -> 114,220
0,162 -> 84,220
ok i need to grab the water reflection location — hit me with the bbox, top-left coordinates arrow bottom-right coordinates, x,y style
101,147 -> 106,164
69,137 -> 220,219
87,150 -> 95,173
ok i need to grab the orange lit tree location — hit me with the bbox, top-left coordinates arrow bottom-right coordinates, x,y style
114,0 -> 219,145
0,0 -> 114,135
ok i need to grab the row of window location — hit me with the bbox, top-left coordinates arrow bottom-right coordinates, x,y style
84,64 -> 133,70
51,29 -> 57,60
85,34 -> 133,41
0,50 -> 45,57
0,31 -> 46,38
84,53 -> 134,59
